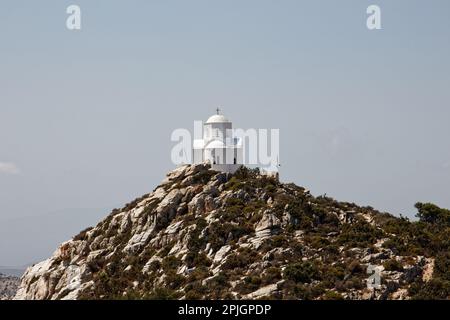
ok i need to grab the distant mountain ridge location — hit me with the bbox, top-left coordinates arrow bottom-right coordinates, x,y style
0,208 -> 111,269
0,266 -> 27,277
0,273 -> 20,300
14,164 -> 450,300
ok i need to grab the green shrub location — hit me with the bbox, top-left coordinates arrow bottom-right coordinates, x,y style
306,234 -> 331,249
291,284 -> 314,300
205,272 -> 231,299
184,251 -> 212,268
222,248 -> 258,270
347,260 -> 364,274
415,202 -> 450,226
410,279 -> 450,300
162,256 -> 181,272
337,220 -> 383,248
323,290 -> 344,300
146,260 -> 161,273
207,222 -> 253,251
192,170 -> 216,184
187,218 -> 207,250
147,287 -> 180,300
434,252 -> 450,281
383,259 -> 404,272
184,288 -> 204,300
321,264 -> 346,284
335,276 -> 365,292
262,267 -> 282,285
263,235 -> 289,249
283,261 -> 321,283
236,275 -> 262,294
165,271 -> 185,290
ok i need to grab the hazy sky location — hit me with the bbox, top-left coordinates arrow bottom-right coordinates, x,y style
1,0 -> 449,266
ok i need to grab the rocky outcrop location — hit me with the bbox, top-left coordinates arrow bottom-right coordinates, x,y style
244,282 -> 281,299
14,164 -> 449,300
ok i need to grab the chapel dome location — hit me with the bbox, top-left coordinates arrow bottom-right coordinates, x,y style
206,114 -> 229,124
205,139 -> 226,149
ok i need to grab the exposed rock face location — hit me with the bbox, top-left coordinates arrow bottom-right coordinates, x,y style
14,164 -> 449,300
0,274 -> 20,300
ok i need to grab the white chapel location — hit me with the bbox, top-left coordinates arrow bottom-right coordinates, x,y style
193,109 -> 243,173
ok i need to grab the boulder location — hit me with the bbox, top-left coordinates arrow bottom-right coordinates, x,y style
244,283 -> 279,299
213,245 -> 231,263
255,212 -> 281,233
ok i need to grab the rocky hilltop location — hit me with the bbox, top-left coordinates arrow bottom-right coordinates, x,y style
0,274 -> 20,300
15,164 -> 450,300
